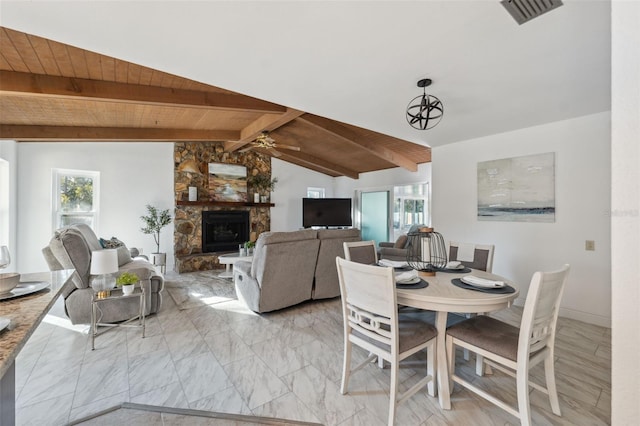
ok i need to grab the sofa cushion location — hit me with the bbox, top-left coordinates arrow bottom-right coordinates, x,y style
314,228 -> 362,299
258,229 -> 318,245
394,235 -> 408,248
117,258 -> 155,281
252,229 -> 318,278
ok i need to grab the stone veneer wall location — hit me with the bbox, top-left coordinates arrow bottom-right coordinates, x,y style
174,142 -> 271,272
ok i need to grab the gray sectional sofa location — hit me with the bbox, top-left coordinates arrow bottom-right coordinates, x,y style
42,224 -> 164,324
233,228 -> 361,313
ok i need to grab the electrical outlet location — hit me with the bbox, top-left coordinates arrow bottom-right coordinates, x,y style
585,240 -> 595,251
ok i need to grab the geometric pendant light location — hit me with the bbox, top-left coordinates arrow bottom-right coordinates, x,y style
406,78 -> 444,130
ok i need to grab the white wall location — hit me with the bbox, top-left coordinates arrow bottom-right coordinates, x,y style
611,1 -> 640,422
0,141 -> 18,273
16,142 -> 175,273
271,158 -> 335,231
432,112 -> 611,327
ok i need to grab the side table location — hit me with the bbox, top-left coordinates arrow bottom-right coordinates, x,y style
91,286 -> 145,350
218,252 -> 253,279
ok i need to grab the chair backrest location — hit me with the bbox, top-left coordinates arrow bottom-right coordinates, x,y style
343,240 -> 378,265
250,230 -> 320,307
336,257 -> 399,353
517,264 -> 570,363
448,242 -> 495,272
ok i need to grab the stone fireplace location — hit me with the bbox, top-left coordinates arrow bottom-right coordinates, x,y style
173,142 -> 272,273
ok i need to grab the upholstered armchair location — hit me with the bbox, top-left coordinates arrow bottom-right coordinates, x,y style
377,224 -> 426,261
42,224 -> 164,325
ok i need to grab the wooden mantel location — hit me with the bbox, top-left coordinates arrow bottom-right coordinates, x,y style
176,200 -> 275,208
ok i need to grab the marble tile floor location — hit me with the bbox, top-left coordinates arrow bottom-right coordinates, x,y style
14,271 -> 611,425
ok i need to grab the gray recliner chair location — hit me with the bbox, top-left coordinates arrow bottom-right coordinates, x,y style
377,224 -> 426,261
42,224 -> 164,325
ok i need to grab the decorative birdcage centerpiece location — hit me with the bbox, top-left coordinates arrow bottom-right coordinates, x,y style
406,227 -> 447,276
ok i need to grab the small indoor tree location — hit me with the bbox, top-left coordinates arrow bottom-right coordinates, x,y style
140,204 -> 172,254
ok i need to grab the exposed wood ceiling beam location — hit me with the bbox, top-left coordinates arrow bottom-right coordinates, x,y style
274,150 -> 360,179
0,70 -> 286,113
224,108 -> 304,152
0,125 -> 239,142
297,114 -> 419,172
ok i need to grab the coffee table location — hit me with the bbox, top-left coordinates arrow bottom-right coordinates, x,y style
218,252 -> 253,279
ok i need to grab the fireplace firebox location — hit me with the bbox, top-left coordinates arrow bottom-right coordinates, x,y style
202,211 -> 250,253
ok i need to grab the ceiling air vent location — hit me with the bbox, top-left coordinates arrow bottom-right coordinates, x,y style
501,0 -> 563,25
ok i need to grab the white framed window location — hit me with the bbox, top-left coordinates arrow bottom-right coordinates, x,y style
307,187 -> 325,198
52,168 -> 100,232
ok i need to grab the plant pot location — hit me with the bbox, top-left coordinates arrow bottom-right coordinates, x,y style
122,284 -> 135,296
150,252 -> 166,266
260,195 -> 268,203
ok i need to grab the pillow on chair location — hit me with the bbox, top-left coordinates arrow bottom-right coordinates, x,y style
99,237 -> 132,266
394,235 -> 408,248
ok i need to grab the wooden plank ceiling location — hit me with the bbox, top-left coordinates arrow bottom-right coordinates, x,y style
0,27 -> 431,179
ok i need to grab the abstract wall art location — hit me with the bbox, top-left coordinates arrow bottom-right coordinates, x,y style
477,152 -> 555,222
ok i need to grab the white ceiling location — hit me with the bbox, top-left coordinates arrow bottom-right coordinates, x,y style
0,0 -> 611,148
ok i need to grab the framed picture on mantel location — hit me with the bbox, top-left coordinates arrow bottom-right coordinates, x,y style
208,163 -> 248,202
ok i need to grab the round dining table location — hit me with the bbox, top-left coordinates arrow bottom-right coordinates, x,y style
395,268 -> 519,410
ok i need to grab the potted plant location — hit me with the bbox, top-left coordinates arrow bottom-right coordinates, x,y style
140,204 -> 172,269
250,175 -> 278,203
244,241 -> 255,255
116,272 -> 139,295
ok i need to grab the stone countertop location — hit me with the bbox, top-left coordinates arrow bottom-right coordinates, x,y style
0,270 -> 74,378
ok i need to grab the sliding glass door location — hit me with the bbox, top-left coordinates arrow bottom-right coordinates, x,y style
360,190 -> 389,245
357,183 -> 429,245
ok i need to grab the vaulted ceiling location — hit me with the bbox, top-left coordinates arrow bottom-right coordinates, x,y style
0,1 -> 611,179
0,27 -> 430,179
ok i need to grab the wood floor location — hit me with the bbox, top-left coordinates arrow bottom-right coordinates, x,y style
14,271 -> 611,425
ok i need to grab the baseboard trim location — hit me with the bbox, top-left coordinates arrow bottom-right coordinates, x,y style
511,299 -> 611,328
558,306 -> 611,328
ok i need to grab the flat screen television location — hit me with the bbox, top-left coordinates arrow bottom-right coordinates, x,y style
303,198 -> 353,228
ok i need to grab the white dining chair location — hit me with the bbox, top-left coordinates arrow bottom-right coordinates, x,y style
447,242 -> 495,272
336,257 -> 437,426
343,240 -> 378,265
445,264 -> 570,426
447,241 -> 496,365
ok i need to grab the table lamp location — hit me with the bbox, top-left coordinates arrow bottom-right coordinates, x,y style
90,249 -> 118,299
406,227 -> 447,276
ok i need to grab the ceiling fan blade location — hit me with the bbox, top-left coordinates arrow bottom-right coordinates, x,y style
275,144 -> 301,151
269,148 -> 283,158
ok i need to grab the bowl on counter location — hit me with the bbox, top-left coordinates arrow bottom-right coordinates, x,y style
0,272 -> 20,294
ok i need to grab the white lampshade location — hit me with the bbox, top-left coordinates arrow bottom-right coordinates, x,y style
90,249 -> 118,275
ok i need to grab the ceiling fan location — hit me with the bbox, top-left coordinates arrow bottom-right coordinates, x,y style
244,131 -> 301,157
